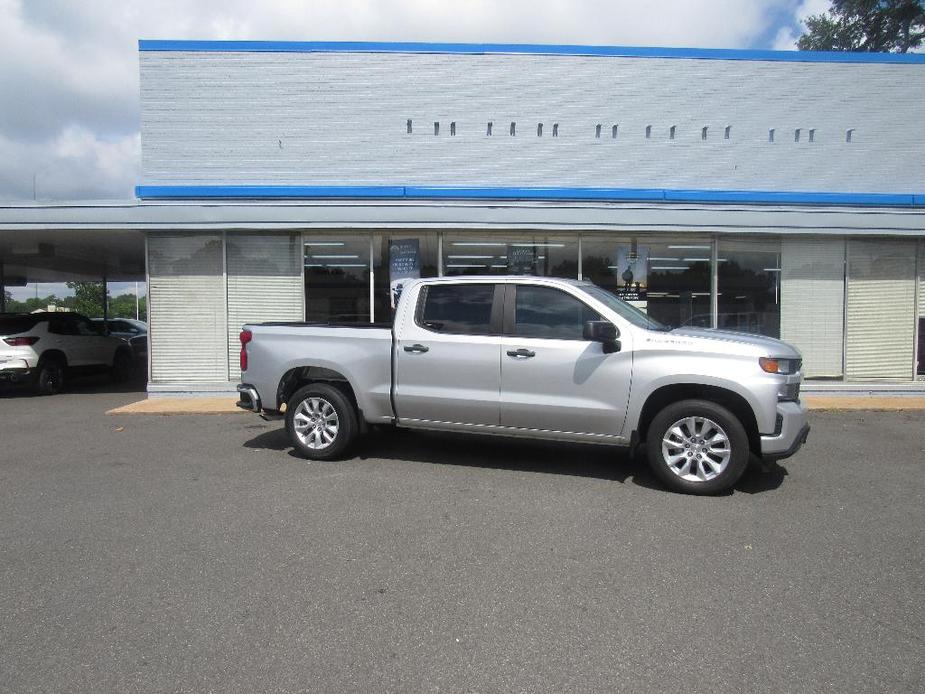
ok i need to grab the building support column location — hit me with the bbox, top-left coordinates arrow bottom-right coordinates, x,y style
0,260 -> 6,313
101,273 -> 108,326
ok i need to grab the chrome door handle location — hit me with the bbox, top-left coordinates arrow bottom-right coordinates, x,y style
506,348 -> 535,358
403,344 -> 429,354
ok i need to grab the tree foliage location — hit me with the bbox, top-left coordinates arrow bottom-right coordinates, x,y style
66,281 -> 106,318
798,0 -> 925,53
4,288 -> 146,321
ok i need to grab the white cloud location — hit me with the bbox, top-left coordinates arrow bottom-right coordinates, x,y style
0,0 -> 788,201
772,0 -> 831,50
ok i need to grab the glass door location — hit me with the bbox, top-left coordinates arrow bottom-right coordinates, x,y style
304,235 -> 371,323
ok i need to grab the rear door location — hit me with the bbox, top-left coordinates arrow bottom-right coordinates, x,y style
394,283 -> 502,427
72,315 -> 114,366
499,284 -> 633,438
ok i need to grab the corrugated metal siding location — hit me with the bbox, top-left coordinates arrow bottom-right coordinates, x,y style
781,238 -> 845,377
140,52 -> 925,193
226,233 -> 303,381
846,240 -> 917,380
148,234 -> 228,383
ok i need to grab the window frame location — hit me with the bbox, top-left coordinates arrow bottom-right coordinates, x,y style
414,282 -> 504,337
502,283 -> 605,341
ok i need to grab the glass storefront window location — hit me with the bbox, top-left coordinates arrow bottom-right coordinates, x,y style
304,235 -> 371,323
718,238 -> 782,338
372,233 -> 439,322
582,236 -> 711,329
442,233 -> 578,278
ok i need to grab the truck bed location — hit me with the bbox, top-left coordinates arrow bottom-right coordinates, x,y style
241,322 -> 395,421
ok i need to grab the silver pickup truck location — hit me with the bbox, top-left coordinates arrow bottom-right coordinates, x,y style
237,276 -> 809,494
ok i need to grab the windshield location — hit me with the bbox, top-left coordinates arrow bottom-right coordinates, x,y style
580,284 -> 670,331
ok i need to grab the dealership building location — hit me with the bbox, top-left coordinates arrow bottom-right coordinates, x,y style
1,40 -> 924,393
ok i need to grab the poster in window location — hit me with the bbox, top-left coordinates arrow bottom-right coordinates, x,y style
614,245 -> 649,302
389,239 -> 420,308
507,245 -> 536,275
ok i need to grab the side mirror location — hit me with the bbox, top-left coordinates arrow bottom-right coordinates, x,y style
583,320 -> 621,353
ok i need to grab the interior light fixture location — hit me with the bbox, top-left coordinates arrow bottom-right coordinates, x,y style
304,242 -> 346,247
508,243 -> 565,248
311,254 -> 360,259
451,242 -> 506,247
668,245 -> 711,250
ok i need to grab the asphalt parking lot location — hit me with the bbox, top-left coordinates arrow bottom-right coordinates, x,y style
1,387 -> 922,694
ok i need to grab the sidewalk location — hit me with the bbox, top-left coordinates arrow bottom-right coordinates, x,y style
107,395 -> 925,416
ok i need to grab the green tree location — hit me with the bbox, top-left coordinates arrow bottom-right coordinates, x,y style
798,0 -> 925,53
65,281 -> 107,318
108,293 -> 147,321
5,294 -> 68,313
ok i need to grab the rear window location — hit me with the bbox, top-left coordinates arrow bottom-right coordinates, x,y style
0,315 -> 43,336
418,284 -> 496,335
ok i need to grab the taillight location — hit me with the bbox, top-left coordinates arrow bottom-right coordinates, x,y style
3,336 -> 39,347
239,330 -> 252,372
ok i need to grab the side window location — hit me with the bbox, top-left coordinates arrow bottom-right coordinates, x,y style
512,285 -> 603,340
50,317 -> 77,336
418,284 -> 496,335
74,317 -> 98,336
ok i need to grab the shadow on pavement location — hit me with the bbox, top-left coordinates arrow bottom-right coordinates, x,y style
0,368 -> 147,399
244,425 -> 788,494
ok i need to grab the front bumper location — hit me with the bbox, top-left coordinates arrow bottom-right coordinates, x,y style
760,400 -> 810,462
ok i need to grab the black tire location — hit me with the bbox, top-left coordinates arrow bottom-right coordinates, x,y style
111,348 -> 134,383
645,399 -> 750,495
285,383 -> 359,461
34,357 -> 66,396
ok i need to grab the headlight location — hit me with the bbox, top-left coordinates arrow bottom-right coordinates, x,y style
759,357 -> 801,375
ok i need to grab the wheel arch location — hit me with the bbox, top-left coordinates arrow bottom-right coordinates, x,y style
37,349 -> 68,367
276,366 -> 361,417
636,383 -> 761,456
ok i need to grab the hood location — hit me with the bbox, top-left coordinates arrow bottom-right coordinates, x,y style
669,327 -> 802,358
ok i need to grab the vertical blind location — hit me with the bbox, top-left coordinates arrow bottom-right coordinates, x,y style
148,234 -> 228,383
780,238 -> 845,378
846,239 -> 917,380
226,233 -> 304,381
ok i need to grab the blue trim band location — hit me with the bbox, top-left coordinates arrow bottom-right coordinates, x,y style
135,185 -> 922,207
137,40 -> 925,65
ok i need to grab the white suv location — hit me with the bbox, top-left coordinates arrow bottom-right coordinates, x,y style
0,312 -> 135,395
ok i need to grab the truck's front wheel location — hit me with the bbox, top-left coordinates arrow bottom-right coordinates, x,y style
646,399 -> 750,495
285,384 -> 358,460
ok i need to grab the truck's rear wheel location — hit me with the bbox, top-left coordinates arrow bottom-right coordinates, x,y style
285,383 -> 358,460
646,399 -> 750,495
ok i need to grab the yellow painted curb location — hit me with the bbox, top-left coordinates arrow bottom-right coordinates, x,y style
105,394 -> 925,416
804,396 -> 925,411
107,397 -> 245,415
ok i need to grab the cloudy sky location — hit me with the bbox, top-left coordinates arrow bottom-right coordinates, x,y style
1,0 -> 827,299
0,0 -> 829,203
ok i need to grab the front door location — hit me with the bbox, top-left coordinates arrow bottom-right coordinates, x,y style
500,284 -> 633,438
394,283 -> 502,427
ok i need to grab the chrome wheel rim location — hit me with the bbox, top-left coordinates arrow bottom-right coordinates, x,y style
661,416 -> 731,482
292,397 -> 339,450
